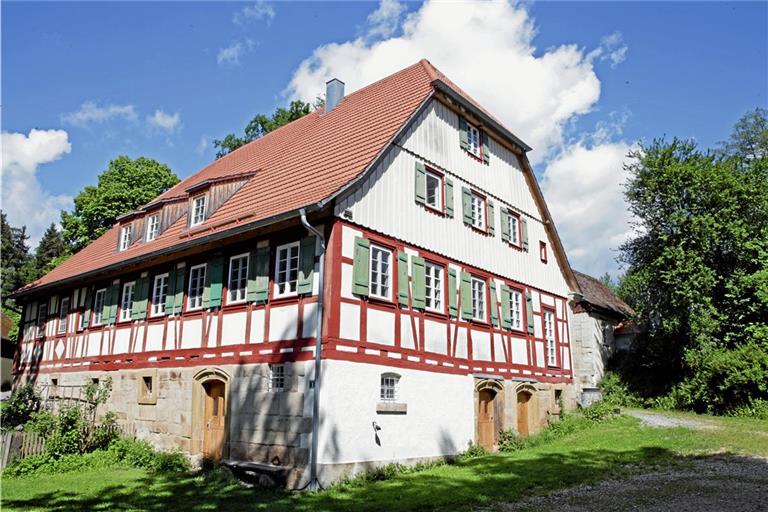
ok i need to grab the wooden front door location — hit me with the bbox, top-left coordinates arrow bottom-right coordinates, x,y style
477,389 -> 496,450
517,391 -> 531,436
203,380 -> 226,461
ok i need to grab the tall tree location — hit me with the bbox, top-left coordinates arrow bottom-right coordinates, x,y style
213,99 -> 319,158
61,156 -> 179,251
718,107 -> 768,162
34,223 -> 67,276
616,108 -> 768,413
1,212 -> 32,301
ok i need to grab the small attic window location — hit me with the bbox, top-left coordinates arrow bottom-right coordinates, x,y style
146,214 -> 160,241
119,224 -> 133,251
191,195 -> 207,227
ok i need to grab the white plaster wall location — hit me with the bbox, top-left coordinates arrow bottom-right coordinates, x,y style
366,309 -> 395,346
221,311 -> 247,346
269,304 -> 299,342
318,359 -> 475,465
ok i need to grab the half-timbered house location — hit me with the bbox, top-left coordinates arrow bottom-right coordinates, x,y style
12,60 -> 582,487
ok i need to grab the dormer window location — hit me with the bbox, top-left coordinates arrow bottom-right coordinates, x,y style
467,123 -> 481,158
146,214 -> 160,241
191,195 -> 207,227
119,224 -> 133,251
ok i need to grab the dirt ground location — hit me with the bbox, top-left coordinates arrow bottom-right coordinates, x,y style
496,454 -> 768,512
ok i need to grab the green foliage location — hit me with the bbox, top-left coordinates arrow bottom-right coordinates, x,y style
28,223 -> 69,279
1,211 -> 33,302
1,384 -> 40,430
580,401 -> 616,422
60,156 -> 179,251
213,99 -> 316,158
84,377 -> 113,406
46,406 -> 87,458
107,438 -> 189,473
87,412 -> 120,451
600,371 -> 644,408
726,398 -> 768,420
24,410 -> 57,436
614,108 -> 768,414
458,443 -> 489,460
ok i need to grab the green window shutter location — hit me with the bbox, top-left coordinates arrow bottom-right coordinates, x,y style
448,268 -> 458,318
352,236 -> 370,297
414,162 -> 426,205
500,285 -> 512,329
487,200 -> 495,236
171,267 -> 186,314
489,280 -> 499,327
298,236 -> 316,295
500,208 -> 510,243
462,187 -> 472,225
445,178 -> 454,218
165,269 -> 177,315
411,257 -> 426,310
525,290 -> 534,334
247,246 -> 270,304
131,277 -> 149,320
459,117 -> 469,150
521,217 -> 529,252
204,257 -> 224,309
481,131 -> 490,164
460,271 -> 472,320
81,287 -> 92,329
104,285 -> 119,325
397,251 -> 409,306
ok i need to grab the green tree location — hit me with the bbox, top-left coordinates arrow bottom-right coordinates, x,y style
61,156 -> 179,251
33,223 -> 68,277
615,108 -> 768,413
213,99 -> 318,158
718,107 -> 768,161
1,212 -> 32,301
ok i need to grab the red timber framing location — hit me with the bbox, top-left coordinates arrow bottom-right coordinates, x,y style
321,219 -> 573,384
15,218 -> 572,385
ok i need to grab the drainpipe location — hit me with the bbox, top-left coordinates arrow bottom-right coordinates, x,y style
299,208 -> 325,491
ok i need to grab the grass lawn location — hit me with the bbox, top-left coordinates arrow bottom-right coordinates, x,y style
3,413 -> 767,512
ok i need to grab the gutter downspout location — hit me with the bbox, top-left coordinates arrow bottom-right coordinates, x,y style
299,208 -> 325,491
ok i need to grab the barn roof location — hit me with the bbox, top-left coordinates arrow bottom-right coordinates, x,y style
573,271 -> 634,318
15,59 -> 578,297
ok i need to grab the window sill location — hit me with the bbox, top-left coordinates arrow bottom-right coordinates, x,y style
469,226 -> 489,236
423,204 -> 445,216
367,296 -> 396,308
376,402 -> 407,415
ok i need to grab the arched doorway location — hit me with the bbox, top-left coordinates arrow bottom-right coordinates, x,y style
203,379 -> 226,461
192,368 -> 230,461
516,391 -> 532,436
475,379 -> 504,451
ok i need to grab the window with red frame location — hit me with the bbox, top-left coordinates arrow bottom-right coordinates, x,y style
540,241 -> 548,263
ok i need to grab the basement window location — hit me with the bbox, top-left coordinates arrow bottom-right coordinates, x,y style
269,364 -> 285,392
138,371 -> 158,405
377,373 -> 407,414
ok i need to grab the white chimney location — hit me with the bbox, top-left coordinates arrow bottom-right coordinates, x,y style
325,78 -> 345,113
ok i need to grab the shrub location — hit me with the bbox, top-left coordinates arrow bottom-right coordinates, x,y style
458,443 -> 488,460
25,410 -> 57,436
600,372 -> 644,408
108,438 -> 190,473
1,384 -> 40,430
498,430 -> 528,452
581,401 -> 616,423
46,406 -> 87,458
87,411 -> 120,451
726,398 -> 768,420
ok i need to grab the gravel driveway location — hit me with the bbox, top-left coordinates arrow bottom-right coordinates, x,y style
496,455 -> 768,512
625,410 -> 716,430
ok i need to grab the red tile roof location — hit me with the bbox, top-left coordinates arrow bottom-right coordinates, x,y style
17,59 -> 546,295
574,271 -> 634,318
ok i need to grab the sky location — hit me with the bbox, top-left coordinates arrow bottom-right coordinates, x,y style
2,0 -> 766,278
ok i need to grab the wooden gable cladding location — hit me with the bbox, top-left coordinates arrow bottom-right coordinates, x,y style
186,174 -> 254,229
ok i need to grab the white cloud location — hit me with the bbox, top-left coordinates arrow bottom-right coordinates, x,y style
1,129 -> 73,246
195,135 -> 209,156
286,0 -> 626,165
367,0 -> 406,39
233,1 -> 275,25
587,31 -> 628,69
217,39 -> 256,66
146,109 -> 181,134
541,134 -> 635,277
62,101 -> 137,127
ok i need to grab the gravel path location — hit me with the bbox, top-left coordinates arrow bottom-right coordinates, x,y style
625,410 -> 716,430
495,455 -> 768,512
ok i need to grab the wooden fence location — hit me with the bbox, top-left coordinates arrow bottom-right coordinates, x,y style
1,431 -> 46,470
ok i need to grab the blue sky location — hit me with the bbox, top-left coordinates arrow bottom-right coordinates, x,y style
3,1 -> 766,277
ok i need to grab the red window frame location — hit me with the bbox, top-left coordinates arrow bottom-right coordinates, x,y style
507,285 -> 526,333
508,210 -> 523,249
542,306 -> 559,368
540,241 -> 548,263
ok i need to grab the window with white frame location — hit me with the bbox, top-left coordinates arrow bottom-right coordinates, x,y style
92,289 -> 106,326
508,212 -> 520,247
470,192 -> 486,230
120,282 -> 135,321
151,274 -> 168,316
187,264 -> 206,310
57,297 -> 70,334
228,253 -> 249,303
268,364 -> 285,392
424,262 -> 443,312
275,242 -> 300,297
424,169 -> 443,211
36,303 -> 47,338
191,196 -> 207,227
471,277 -> 486,321
369,244 -> 392,300
146,214 -> 160,241
509,288 -> 523,331
544,310 -> 557,366
467,123 -> 481,158
119,224 -> 133,251
380,373 -> 400,402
